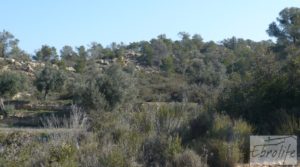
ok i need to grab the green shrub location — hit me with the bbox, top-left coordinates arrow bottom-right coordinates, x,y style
100,147 -> 127,167
188,113 -> 252,166
131,111 -> 154,134
207,140 -> 241,167
0,71 -> 27,98
210,114 -> 233,140
140,136 -> 169,167
118,131 -> 143,159
188,111 -> 213,140
276,113 -> 300,136
140,135 -> 183,167
72,64 -> 137,111
166,135 -> 183,159
155,104 -> 186,135
49,142 -> 76,165
3,104 -> 15,116
207,114 -> 252,165
74,58 -> 86,73
161,55 -> 175,73
0,131 -> 36,167
77,138 -> 100,167
172,149 -> 208,167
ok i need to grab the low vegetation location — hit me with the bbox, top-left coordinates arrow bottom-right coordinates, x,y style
0,7 -> 300,167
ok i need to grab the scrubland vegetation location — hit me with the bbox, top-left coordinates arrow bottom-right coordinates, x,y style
1,7 -> 300,167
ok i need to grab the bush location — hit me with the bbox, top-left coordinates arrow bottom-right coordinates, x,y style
0,71 -> 27,98
71,78 -> 108,111
0,112 -> 95,167
49,142 -> 76,165
207,114 -> 252,166
155,105 -> 186,135
207,140 -> 241,167
2,104 -> 14,116
77,138 -> 100,167
187,113 -> 252,166
188,111 -> 213,140
140,135 -> 182,167
131,110 -> 154,134
161,55 -> 175,73
0,72 -> 27,117
117,131 -> 143,160
41,105 -> 89,130
100,147 -> 127,167
210,114 -> 233,141
276,113 -> 300,136
172,149 -> 208,167
72,64 -> 137,111
0,131 -> 36,167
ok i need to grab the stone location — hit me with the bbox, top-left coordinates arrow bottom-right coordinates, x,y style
66,66 -> 76,72
6,58 -> 15,64
24,65 -> 34,72
52,64 -> 59,70
1,65 -> 9,71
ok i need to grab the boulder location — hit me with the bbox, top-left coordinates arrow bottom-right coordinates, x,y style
66,66 -> 76,72
6,58 -> 15,64
14,61 -> 22,69
1,65 -> 9,71
112,58 -> 118,63
52,64 -> 59,70
136,65 -> 141,71
28,62 -> 45,68
98,59 -> 110,65
12,92 -> 31,100
24,64 -> 34,72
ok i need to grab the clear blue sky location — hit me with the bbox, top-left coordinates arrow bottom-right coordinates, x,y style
2,0 -> 300,54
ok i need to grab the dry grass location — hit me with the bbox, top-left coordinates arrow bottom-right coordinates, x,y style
41,105 -> 89,130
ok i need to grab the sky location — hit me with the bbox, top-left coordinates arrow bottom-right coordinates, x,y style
1,0 -> 300,54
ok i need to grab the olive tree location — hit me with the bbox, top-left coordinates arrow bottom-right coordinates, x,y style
35,65 -> 65,100
72,64 -> 137,111
0,71 -> 27,117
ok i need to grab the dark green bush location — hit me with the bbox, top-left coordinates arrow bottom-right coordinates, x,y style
0,71 -> 27,98
140,135 -> 182,167
72,64 -> 136,111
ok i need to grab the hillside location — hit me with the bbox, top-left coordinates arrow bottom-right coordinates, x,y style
1,7 -> 300,167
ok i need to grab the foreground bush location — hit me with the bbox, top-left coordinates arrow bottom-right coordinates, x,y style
187,113 -> 252,167
172,149 -> 208,167
0,104 -> 209,167
140,135 -> 182,167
